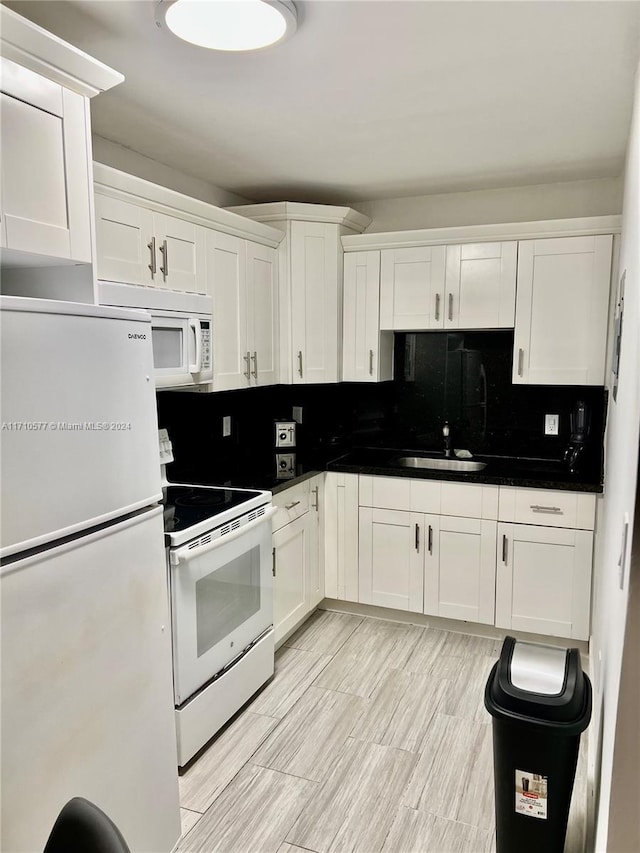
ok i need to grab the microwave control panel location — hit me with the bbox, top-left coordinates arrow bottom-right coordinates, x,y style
201,321 -> 211,369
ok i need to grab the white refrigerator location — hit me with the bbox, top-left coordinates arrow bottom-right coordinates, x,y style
0,297 -> 181,853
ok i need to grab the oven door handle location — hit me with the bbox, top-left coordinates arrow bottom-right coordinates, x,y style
170,506 -> 277,566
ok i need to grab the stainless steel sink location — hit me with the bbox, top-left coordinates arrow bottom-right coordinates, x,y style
393,456 -> 487,472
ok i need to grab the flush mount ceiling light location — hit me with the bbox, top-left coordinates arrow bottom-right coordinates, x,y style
156,0 -> 297,51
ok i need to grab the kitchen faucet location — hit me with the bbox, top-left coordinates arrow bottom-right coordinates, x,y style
443,421 -> 452,457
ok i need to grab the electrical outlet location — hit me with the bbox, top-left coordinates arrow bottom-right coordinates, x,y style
222,415 -> 232,437
292,406 -> 303,424
544,414 -> 559,436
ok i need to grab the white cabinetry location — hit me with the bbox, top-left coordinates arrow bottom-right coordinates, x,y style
495,486 -> 596,640
95,193 -> 206,293
343,251 -> 393,382
444,242 -> 517,329
271,475 -> 323,646
513,235 -> 613,385
324,472 -> 359,602
206,231 -> 277,390
226,202 -> 370,384
380,246 -> 446,330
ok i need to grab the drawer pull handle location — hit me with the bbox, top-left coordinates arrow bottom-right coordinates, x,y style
285,500 -> 301,511
415,523 -> 420,552
502,534 -> 508,564
428,524 -> 433,554
530,505 -> 563,514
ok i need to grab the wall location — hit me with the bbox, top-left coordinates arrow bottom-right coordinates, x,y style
92,136 -> 252,208
590,60 -> 640,852
348,176 -> 623,233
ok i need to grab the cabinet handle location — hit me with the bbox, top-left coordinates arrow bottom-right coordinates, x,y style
251,351 -> 258,379
428,524 -> 433,554
415,523 -> 420,552
285,500 -> 300,511
517,348 -> 524,377
434,293 -> 440,321
448,292 -> 453,321
530,505 -> 563,514
369,349 -> 374,375
298,350 -> 303,378
272,546 -> 276,577
159,239 -> 168,281
502,534 -> 508,564
243,352 -> 251,380
312,486 -> 319,511
147,237 -> 157,276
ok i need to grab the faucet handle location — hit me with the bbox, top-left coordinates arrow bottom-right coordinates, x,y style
442,421 -> 450,437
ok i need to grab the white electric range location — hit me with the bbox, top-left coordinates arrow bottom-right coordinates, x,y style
160,431 -> 276,768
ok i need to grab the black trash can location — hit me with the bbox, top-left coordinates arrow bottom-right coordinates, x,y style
485,636 -> 591,853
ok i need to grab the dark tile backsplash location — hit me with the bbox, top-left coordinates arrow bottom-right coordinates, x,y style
158,330 -> 606,484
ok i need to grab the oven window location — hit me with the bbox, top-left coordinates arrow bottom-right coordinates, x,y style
153,327 -> 183,369
195,546 -> 261,657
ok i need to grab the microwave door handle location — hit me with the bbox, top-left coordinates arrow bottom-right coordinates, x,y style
169,507 -> 277,565
188,319 -> 202,374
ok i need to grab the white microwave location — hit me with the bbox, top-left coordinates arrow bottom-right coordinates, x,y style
98,282 -> 213,389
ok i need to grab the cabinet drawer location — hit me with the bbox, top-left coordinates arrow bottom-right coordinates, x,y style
498,487 -> 596,530
440,482 -> 498,520
359,475 -> 412,510
272,482 -> 310,531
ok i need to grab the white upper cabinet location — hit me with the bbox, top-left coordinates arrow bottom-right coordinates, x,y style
513,235 -> 613,385
207,231 -> 278,391
226,202 -> 370,385
343,251 -> 393,382
444,242 -> 517,329
380,246 -> 446,330
95,194 -> 206,293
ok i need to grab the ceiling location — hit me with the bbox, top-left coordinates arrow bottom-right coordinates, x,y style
6,0 -> 640,204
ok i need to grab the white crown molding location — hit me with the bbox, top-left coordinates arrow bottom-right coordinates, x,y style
226,201 -> 371,233
341,215 -> 622,251
93,163 -> 285,248
0,5 -> 123,98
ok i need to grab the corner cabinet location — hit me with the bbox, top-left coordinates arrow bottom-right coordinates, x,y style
0,9 -> 122,270
513,235 -> 613,385
226,202 -> 371,384
271,475 -> 323,646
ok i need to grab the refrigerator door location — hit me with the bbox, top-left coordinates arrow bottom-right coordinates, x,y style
0,297 -> 162,557
0,506 -> 180,853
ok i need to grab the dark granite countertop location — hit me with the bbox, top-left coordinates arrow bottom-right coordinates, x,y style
325,446 -> 603,493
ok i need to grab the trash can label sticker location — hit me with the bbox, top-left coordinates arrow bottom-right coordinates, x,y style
515,771 -> 548,820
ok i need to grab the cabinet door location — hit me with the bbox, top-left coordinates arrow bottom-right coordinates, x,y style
95,194 -> 154,285
272,512 -> 311,645
324,472 -> 359,602
246,242 -> 278,386
343,251 -> 393,382
359,507 -> 423,612
425,516 -> 496,625
308,476 -> 324,609
291,221 -> 341,384
496,523 -> 592,640
154,214 -> 206,294
207,230 -> 249,391
380,246 -> 446,330
1,60 -> 91,262
445,242 -> 517,329
513,235 -> 612,385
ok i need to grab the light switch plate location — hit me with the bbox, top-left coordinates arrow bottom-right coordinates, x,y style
222,415 -> 232,437
292,406 -> 303,424
544,414 -> 559,435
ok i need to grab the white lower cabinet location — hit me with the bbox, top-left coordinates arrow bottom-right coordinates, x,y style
324,472 -> 359,601
272,476 -> 322,645
358,507 -> 424,613
424,515 -> 497,625
495,522 -> 593,641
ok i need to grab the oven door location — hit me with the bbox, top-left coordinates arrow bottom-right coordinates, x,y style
169,508 -> 275,706
151,315 -> 212,389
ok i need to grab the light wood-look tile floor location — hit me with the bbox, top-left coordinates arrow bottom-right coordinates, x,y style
176,610 -> 588,853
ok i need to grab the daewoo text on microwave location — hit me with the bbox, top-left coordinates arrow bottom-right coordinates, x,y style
98,282 -> 213,389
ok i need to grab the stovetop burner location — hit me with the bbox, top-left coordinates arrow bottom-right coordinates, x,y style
163,485 -> 264,534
